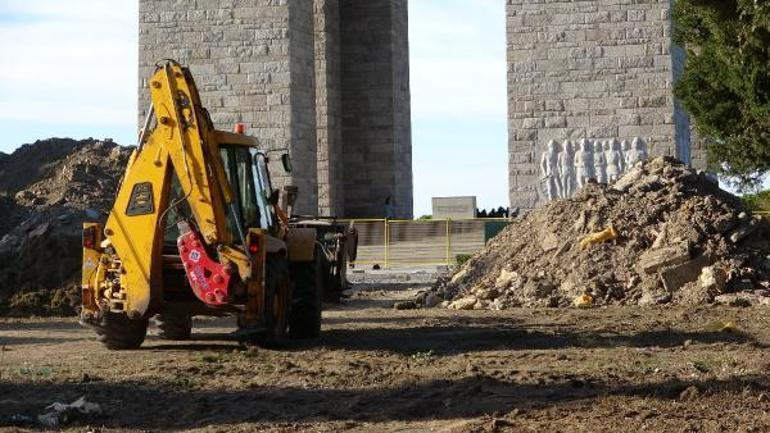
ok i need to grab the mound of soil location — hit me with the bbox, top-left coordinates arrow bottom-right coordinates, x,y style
0,138 -> 131,316
427,157 -> 770,310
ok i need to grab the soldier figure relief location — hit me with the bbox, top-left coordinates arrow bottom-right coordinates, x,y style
540,140 -> 562,201
557,140 -> 575,198
574,139 -> 595,189
540,136 -> 649,201
593,140 -> 607,184
605,138 -> 624,183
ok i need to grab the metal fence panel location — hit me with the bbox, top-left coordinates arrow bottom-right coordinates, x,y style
348,219 -> 387,265
343,219 -> 510,268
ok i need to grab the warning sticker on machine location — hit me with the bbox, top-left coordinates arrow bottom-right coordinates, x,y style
189,250 -> 201,262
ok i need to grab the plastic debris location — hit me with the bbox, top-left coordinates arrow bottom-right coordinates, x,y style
706,320 -> 740,333
573,294 -> 593,308
37,396 -> 102,428
579,226 -> 618,250
720,321 -> 738,333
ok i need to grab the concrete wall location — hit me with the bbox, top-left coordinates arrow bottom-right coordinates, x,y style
506,0 -> 697,209
139,0 -> 413,219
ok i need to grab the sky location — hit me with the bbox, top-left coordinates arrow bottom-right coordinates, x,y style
0,0 -> 508,217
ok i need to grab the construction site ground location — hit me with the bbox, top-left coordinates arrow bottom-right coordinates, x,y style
3,282 -> 770,433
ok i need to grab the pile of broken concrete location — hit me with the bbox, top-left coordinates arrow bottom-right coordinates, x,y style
0,138 -> 131,316
422,157 -> 770,310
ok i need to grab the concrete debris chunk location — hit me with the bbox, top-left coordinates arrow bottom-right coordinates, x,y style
540,232 -> 559,252
494,269 -> 519,290
422,292 -> 442,308
729,222 -> 759,244
37,396 -> 102,428
659,255 -> 712,293
637,243 -> 691,275
714,292 -> 770,307
448,295 -> 477,310
699,266 -> 726,293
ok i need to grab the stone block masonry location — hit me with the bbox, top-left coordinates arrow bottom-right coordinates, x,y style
507,0 -> 701,210
139,0 -> 413,218
340,0 -> 413,218
314,0 -> 344,217
139,0 -> 318,214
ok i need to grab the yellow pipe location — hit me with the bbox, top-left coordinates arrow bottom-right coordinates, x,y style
384,220 -> 390,268
446,219 -> 452,265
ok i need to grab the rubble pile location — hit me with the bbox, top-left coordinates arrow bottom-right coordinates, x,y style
0,138 -> 131,315
425,157 -> 770,310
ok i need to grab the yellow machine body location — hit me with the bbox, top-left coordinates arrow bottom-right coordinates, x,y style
80,62 -> 315,323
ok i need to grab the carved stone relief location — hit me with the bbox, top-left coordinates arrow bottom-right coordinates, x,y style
539,137 -> 649,200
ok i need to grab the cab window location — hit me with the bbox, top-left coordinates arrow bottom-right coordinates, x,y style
251,150 -> 274,229
220,146 -> 262,234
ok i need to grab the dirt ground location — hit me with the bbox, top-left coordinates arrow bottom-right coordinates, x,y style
2,283 -> 770,433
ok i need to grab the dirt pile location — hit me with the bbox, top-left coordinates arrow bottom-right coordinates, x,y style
426,157 -> 770,310
0,138 -> 131,316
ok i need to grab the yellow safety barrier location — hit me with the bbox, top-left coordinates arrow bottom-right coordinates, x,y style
341,218 -> 510,268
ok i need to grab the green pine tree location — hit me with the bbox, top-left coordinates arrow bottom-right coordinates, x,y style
674,0 -> 770,190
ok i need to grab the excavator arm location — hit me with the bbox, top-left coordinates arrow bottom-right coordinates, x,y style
84,61 -> 251,318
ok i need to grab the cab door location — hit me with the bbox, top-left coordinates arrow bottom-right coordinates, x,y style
220,146 -> 263,236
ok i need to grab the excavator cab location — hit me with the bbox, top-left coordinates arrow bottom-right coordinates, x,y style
219,145 -> 274,234
80,61 -> 322,349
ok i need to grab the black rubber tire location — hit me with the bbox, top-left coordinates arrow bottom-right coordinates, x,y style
93,312 -> 148,350
240,253 -> 291,348
154,313 -> 192,340
288,248 -> 323,339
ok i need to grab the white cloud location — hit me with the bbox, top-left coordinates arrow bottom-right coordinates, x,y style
0,0 -> 137,136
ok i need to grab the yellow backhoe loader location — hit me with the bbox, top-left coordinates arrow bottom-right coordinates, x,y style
80,60 -> 350,349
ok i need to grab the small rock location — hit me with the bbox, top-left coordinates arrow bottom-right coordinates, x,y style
639,291 -> 671,306
450,267 -> 469,283
393,301 -> 417,310
715,293 -> 755,307
448,296 -> 478,310
699,266 -> 726,294
540,232 -> 559,252
475,287 -> 499,301
494,269 -> 518,289
683,339 -> 693,348
679,385 -> 700,401
422,293 -> 442,308
729,222 -> 759,244
14,190 -> 34,202
28,222 -> 50,239
85,209 -> 101,220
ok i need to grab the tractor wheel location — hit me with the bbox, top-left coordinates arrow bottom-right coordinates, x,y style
154,313 -> 192,340
289,247 -> 323,339
93,312 -> 148,350
321,257 -> 345,303
240,253 -> 291,348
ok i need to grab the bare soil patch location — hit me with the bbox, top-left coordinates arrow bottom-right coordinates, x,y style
2,284 -> 770,432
